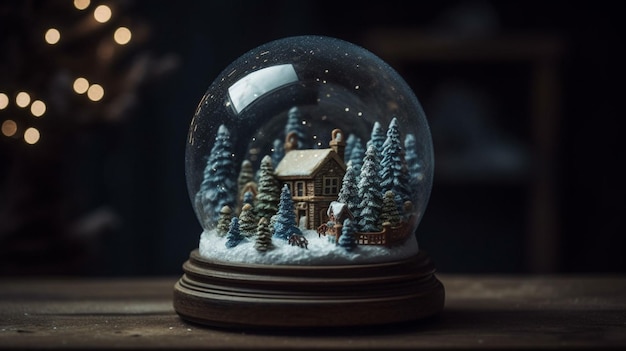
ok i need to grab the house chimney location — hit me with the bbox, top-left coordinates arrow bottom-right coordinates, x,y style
329,129 -> 346,162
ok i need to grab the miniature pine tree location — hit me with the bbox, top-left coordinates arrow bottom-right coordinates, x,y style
243,190 -> 255,207
216,205 -> 232,237
380,117 -> 412,211
366,121 -> 385,155
285,106 -> 308,149
255,155 -> 281,222
338,218 -> 357,252
348,137 -> 365,176
196,124 -> 237,226
254,217 -> 274,252
337,161 -> 360,216
225,217 -> 244,248
269,214 -> 278,235
344,133 -> 357,160
238,203 -> 257,238
404,133 -> 424,192
271,138 -> 284,167
381,190 -> 401,226
237,160 -> 255,197
357,145 -> 383,232
273,184 -> 302,240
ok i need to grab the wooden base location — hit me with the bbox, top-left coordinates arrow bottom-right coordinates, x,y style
173,249 -> 445,329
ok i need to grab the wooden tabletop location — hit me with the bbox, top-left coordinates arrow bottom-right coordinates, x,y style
1,274 -> 625,349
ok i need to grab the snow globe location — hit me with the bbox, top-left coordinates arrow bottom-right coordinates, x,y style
173,35 -> 444,328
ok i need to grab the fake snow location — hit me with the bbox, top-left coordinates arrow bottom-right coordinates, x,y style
198,229 -> 419,265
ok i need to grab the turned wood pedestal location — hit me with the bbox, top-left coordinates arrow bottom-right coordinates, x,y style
173,249 -> 445,329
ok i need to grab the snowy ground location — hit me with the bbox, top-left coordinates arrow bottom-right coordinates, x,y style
198,228 -> 419,265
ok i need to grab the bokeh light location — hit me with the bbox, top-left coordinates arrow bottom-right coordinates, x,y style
74,0 -> 90,10
87,84 -> 104,101
94,5 -> 112,23
15,92 -> 31,108
24,127 -> 40,144
114,27 -> 132,45
1,120 -> 17,137
0,93 -> 8,109
73,77 -> 89,94
30,100 -> 46,117
45,28 -> 61,44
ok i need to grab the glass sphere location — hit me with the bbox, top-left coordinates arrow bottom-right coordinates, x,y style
185,35 -> 433,265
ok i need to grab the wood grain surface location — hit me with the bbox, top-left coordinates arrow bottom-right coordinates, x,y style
1,274 -> 625,349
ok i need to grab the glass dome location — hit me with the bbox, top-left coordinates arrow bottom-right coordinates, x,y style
185,35 -> 433,265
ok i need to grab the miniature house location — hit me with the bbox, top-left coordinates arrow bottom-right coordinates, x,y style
274,129 -> 346,230
323,201 -> 354,243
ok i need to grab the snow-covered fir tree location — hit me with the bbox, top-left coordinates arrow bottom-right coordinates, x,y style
357,145 -> 383,232
366,121 -> 385,155
381,190 -> 401,226
243,191 -> 255,208
348,137 -> 365,176
380,117 -> 412,210
271,138 -> 284,168
273,184 -> 302,240
337,161 -> 360,217
236,160 -> 255,211
238,203 -> 257,238
347,138 -> 365,179
338,218 -> 357,252
404,133 -> 424,193
285,106 -> 308,149
255,155 -> 280,222
269,214 -> 278,236
344,133 -> 357,160
237,160 -> 255,196
254,217 -> 274,252
216,205 -> 232,237
196,124 -> 237,227
225,217 -> 244,248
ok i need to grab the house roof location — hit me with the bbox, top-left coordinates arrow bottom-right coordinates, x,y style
275,149 -> 345,178
327,201 -> 353,220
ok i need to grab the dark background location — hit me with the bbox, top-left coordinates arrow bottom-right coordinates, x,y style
1,0 -> 623,276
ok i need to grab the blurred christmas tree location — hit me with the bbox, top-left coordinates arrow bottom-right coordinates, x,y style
0,0 -> 179,275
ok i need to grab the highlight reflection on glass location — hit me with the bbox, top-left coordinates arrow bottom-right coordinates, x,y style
227,64 -> 298,114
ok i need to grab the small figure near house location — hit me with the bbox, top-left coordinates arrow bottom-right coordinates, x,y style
288,234 -> 308,249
